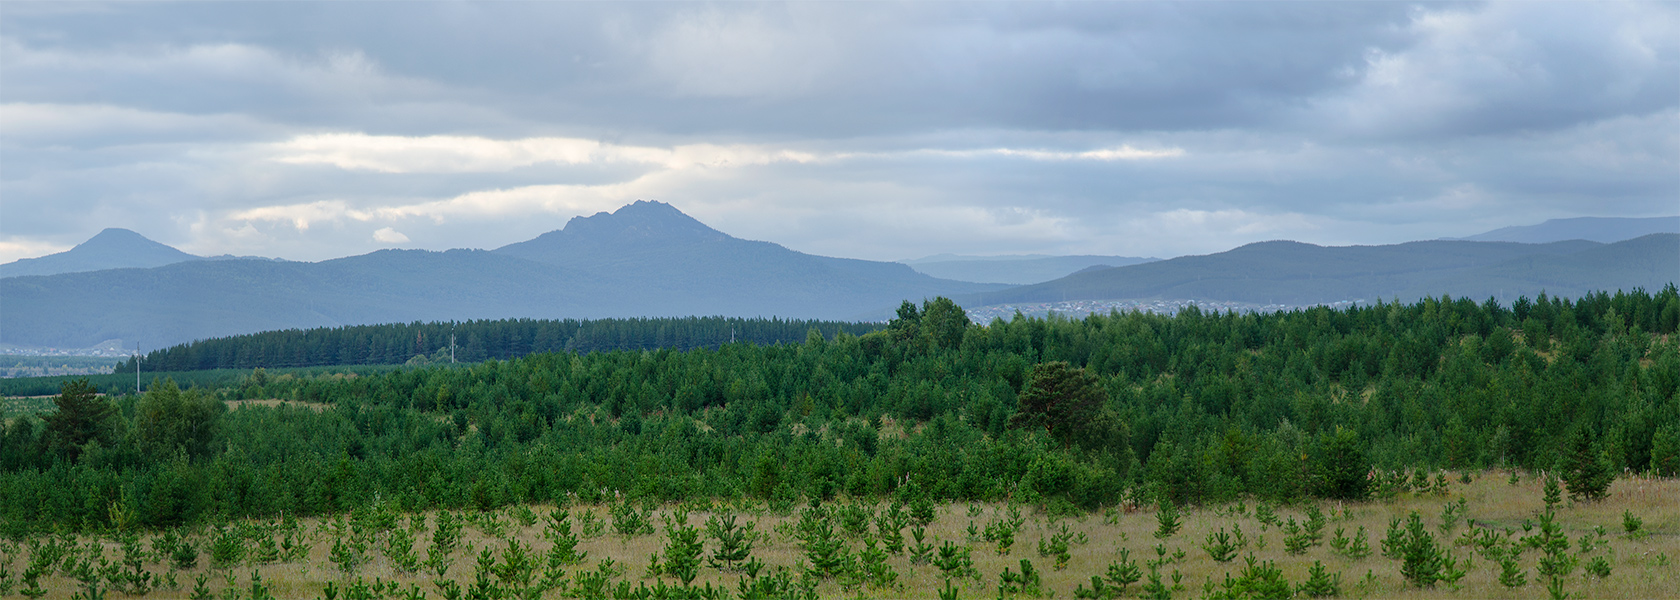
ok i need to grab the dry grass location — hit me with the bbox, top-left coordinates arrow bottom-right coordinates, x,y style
12,471 -> 1679,599
223,399 -> 332,413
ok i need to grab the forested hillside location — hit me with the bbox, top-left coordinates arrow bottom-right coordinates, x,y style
1,288 -> 1676,534
120,316 -> 886,373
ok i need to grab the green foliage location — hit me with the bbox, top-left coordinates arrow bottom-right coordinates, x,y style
875,504 -> 908,555
1297,560 -> 1342,598
543,509 -> 588,567
1282,517 -> 1313,556
168,533 -> 199,571
1205,554 -> 1289,600
1543,475 -> 1564,511
1340,526 -> 1371,560
658,514 -> 704,586
1312,427 -> 1369,500
981,505 -> 1025,555
1202,528 -> 1240,563
1154,498 -> 1182,539
1395,512 -> 1444,588
1008,361 -> 1113,451
41,378 -> 115,462
931,541 -> 977,582
1103,549 -> 1142,594
610,501 -> 656,539
132,379 -> 225,459
186,574 -> 211,600
1531,509 -> 1575,583
705,513 -> 754,571
908,527 -> 934,565
794,508 -> 849,580
1438,497 -> 1467,537
328,532 -> 367,575
996,559 -> 1043,598
1621,510 -> 1644,537
1584,555 -> 1612,579
130,316 -> 885,372
1498,546 -> 1528,588
2,290 -> 1675,537
1560,427 -> 1615,502
857,538 -> 898,591
1036,522 -> 1083,570
208,525 -> 246,570
427,511 -> 463,577
382,525 -> 421,574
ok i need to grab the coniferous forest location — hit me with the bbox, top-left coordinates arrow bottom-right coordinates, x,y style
0,287 -> 1677,598
6,287 -> 1677,530
118,316 -> 887,373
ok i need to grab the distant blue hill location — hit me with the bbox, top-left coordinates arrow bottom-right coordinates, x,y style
965,234 -> 1679,308
0,228 -> 284,279
901,254 -> 1158,285
0,228 -> 200,278
1451,216 -> 1679,244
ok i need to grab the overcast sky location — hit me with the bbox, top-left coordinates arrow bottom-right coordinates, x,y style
2,1 -> 1676,264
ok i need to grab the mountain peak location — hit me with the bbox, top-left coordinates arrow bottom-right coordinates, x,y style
77,228 -> 163,249
560,200 -> 726,242
496,200 -> 730,262
1,228 -> 199,278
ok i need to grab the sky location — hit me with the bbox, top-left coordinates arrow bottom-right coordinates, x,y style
2,1 -> 1677,265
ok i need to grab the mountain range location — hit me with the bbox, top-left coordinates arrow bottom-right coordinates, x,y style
0,202 -> 1001,349
0,228 -> 284,279
966,234 -> 1678,308
1448,216 -> 1679,244
2,206 -> 1675,350
902,254 -> 1158,285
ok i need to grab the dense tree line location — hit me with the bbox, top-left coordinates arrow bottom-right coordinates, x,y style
2,287 -> 1676,534
0,364 -> 406,398
119,316 -> 886,373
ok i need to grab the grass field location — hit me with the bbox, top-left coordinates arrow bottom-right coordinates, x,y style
0,396 -> 53,420
3,471 -> 1674,599
0,363 -> 412,398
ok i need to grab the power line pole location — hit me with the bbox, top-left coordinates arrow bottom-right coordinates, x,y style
135,341 -> 141,394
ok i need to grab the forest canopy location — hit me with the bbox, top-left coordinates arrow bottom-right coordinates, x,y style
1,287 -> 1676,534
117,316 -> 886,373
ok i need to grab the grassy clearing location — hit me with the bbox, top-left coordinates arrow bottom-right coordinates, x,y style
0,396 -> 52,420
4,472 -> 1676,599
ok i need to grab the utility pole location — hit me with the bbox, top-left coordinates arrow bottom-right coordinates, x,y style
134,341 -> 141,394
450,332 -> 456,364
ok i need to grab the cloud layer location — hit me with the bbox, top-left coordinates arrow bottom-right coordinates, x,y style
2,2 -> 1675,264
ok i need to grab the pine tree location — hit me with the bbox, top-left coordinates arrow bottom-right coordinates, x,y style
42,378 -> 114,462
1560,427 -> 1613,501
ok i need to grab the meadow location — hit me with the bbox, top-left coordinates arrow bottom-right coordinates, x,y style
2,291 -> 1675,598
4,472 -> 1674,599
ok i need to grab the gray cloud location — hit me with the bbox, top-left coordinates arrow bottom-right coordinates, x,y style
2,1 -> 1675,264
